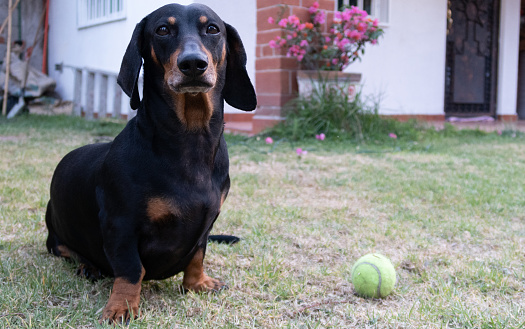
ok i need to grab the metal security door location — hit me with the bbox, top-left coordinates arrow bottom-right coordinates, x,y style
444,0 -> 499,117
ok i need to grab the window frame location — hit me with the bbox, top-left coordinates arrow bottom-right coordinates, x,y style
337,0 -> 390,25
77,0 -> 126,29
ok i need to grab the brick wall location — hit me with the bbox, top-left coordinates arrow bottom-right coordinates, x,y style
254,0 -> 335,134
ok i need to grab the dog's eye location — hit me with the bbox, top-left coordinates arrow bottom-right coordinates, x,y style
156,26 -> 169,36
206,25 -> 220,35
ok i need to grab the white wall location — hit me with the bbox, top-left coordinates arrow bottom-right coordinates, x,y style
47,0 -> 256,115
497,0 -> 520,117
347,0 -> 448,116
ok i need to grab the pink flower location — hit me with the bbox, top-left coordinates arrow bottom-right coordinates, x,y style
389,133 -> 398,139
296,148 -> 308,156
309,1 -> 319,14
334,12 -> 342,23
300,40 -> 309,47
269,40 -> 277,48
357,22 -> 367,32
268,17 -> 275,24
278,18 -> 288,28
341,10 -> 352,21
287,15 -> 300,26
316,133 -> 326,141
314,11 -> 326,25
348,30 -> 363,40
497,130 -> 502,136
265,137 -> 273,144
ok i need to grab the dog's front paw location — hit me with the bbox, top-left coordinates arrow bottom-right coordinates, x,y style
183,273 -> 227,293
99,275 -> 143,324
99,301 -> 140,325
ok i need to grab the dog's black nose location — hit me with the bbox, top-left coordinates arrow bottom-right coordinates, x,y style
178,52 -> 208,77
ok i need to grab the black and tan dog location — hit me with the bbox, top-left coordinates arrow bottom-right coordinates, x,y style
45,3 -> 256,323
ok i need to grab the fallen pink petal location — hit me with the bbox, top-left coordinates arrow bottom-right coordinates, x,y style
265,137 -> 273,144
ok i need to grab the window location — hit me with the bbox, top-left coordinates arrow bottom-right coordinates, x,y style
337,0 -> 389,24
77,0 -> 126,28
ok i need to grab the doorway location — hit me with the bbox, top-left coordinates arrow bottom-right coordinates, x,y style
444,0 -> 500,118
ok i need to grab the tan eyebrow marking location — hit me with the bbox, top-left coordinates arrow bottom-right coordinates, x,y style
199,16 -> 208,24
168,17 -> 176,25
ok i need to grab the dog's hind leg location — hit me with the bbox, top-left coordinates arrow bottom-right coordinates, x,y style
45,201 -> 67,257
182,247 -> 227,292
45,201 -> 103,280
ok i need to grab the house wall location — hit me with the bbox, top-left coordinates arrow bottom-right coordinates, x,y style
347,0 -> 448,116
349,0 -> 520,119
47,0 -> 256,116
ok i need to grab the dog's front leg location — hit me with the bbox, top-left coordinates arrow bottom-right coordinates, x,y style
100,266 -> 145,324
98,227 -> 145,324
97,189 -> 145,324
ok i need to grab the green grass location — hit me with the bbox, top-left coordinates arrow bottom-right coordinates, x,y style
1,114 -> 525,328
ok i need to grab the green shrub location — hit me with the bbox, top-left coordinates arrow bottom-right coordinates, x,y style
267,76 -> 422,142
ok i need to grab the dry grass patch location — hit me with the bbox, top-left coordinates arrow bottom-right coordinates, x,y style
1,115 -> 524,328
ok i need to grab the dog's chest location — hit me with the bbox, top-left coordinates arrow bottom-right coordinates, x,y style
139,181 -> 222,277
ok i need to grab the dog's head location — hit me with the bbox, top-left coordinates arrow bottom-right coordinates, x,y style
117,4 -> 256,122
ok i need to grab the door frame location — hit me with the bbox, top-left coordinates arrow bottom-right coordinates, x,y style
444,0 -> 501,118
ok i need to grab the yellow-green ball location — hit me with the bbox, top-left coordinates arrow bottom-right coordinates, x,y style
351,253 -> 396,298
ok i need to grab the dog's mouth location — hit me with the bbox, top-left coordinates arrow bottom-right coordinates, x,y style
166,73 -> 216,95
172,81 -> 213,94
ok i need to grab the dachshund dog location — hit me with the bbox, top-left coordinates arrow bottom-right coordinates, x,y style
45,3 -> 256,323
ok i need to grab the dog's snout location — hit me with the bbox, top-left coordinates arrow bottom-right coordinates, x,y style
178,52 -> 208,77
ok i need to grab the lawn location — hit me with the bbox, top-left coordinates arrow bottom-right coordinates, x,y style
0,115 -> 524,328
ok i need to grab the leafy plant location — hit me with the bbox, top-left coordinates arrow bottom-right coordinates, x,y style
268,2 -> 384,71
267,75 -> 420,142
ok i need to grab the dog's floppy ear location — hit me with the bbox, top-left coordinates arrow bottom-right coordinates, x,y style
223,23 -> 257,111
117,19 -> 146,110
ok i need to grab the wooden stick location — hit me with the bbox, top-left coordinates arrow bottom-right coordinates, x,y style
0,0 -> 21,36
2,0 -> 14,116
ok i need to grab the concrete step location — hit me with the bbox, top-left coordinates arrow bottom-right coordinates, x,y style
224,121 -> 253,135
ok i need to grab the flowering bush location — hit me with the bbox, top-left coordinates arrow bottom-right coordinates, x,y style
268,2 -> 384,71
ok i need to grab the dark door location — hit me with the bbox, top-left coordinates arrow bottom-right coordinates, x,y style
444,0 -> 500,117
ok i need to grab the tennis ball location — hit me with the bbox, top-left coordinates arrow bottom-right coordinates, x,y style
351,253 -> 396,298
